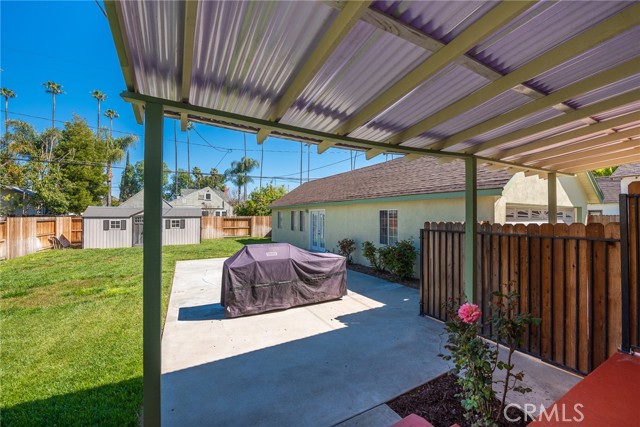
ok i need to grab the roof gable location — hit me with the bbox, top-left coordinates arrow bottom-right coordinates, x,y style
120,189 -> 173,208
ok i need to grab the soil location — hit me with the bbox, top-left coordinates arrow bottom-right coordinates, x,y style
347,263 -> 419,289
387,373 -> 532,427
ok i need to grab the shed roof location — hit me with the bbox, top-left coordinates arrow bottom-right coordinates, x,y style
611,162 -> 640,177
271,156 -> 511,207
162,208 -> 202,218
595,177 -> 622,204
83,206 -> 143,218
107,1 -> 640,176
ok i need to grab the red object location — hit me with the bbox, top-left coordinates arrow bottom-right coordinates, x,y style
529,352 -> 640,427
391,413 -> 434,427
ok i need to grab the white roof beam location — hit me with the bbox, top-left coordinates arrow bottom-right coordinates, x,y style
561,152 -> 640,173
390,3 -> 640,145
336,1 -> 537,135
432,57 -> 640,151
494,111 -> 640,159
256,129 -> 271,145
270,1 -> 372,122
516,127 -> 640,165
469,90 -> 640,155
317,140 -> 335,154
365,148 -> 384,160
180,0 -> 198,107
536,139 -> 639,170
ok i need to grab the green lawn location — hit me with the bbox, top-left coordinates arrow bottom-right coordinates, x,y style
0,238 -> 269,426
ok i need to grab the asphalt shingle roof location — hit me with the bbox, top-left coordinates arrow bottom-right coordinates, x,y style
595,177 -> 622,204
271,156 -> 512,208
611,163 -> 640,178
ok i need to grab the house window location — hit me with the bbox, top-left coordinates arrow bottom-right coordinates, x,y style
299,211 -> 305,232
379,210 -> 398,245
277,212 -> 283,229
170,219 -> 181,229
205,193 -> 212,200
134,216 -> 144,224
588,210 -> 603,216
110,220 -> 121,230
291,211 -> 296,231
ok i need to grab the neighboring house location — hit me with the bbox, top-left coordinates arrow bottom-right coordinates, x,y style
589,177 -> 622,216
83,206 -> 201,248
0,185 -> 42,216
171,187 -> 233,216
119,189 -> 174,209
611,163 -> 640,194
270,156 -> 601,270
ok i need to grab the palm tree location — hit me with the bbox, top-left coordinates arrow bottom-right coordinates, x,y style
103,109 -> 123,206
0,87 -> 16,143
225,157 -> 259,202
91,90 -> 107,132
186,121 -> 194,181
104,109 -> 119,135
42,81 -> 64,129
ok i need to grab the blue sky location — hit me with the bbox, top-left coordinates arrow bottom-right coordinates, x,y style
0,1 -> 392,198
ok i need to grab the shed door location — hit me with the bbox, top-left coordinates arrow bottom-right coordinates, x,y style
309,210 -> 325,252
133,216 -> 144,246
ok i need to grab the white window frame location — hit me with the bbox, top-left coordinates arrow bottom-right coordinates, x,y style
110,220 -> 121,230
277,211 -> 283,229
379,209 -> 398,246
205,193 -> 212,200
170,219 -> 181,229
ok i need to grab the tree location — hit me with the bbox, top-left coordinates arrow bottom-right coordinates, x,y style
126,160 -> 170,196
186,121 -> 194,181
165,168 -> 192,200
119,151 -> 136,202
234,184 -> 287,216
101,109 -> 134,206
592,167 -> 618,177
42,81 -> 64,129
104,109 -> 119,135
91,90 -> 107,132
0,87 -> 16,143
225,156 -> 259,202
55,116 -> 107,214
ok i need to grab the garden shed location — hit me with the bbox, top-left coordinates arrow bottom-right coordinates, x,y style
83,206 -> 201,248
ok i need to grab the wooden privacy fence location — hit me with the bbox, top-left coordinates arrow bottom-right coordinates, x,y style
0,216 -> 82,261
587,214 -> 620,225
201,216 -> 271,239
620,182 -> 640,354
421,221 -> 628,375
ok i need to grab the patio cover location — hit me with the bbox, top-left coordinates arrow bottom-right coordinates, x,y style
221,243 -> 347,318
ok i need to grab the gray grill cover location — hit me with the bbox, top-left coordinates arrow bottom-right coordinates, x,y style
221,243 -> 347,318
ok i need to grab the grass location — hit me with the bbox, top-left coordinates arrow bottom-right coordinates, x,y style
0,238 -> 269,426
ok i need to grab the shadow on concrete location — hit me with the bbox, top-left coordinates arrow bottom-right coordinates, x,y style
178,303 -> 225,321
163,274 -> 448,427
2,377 -> 142,426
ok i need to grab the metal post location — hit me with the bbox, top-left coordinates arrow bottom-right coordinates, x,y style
548,172 -> 557,225
143,102 -> 164,427
620,193 -> 630,353
465,157 -> 477,303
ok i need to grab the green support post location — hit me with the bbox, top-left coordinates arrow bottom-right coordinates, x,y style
143,102 -> 164,427
548,172 -> 557,225
465,157 -> 477,303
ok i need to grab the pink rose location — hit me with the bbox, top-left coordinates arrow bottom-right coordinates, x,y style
458,303 -> 481,324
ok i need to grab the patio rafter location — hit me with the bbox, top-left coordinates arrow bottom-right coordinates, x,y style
179,0 -> 198,131
495,112 -> 640,160
269,1 -> 372,122
470,90 -> 640,155
390,3 -> 640,146
531,138 -> 639,169
431,57 -> 640,151
517,128 -> 640,165
335,0 -> 537,136
560,151 -> 640,173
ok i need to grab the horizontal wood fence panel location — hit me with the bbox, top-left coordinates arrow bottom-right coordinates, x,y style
201,216 -> 271,239
0,216 -> 83,260
421,220 -> 625,375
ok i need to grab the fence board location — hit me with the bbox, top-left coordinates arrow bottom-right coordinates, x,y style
201,216 -> 272,240
0,216 -> 82,260
421,220 -> 625,375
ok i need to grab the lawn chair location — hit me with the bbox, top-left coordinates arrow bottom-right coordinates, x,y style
59,234 -> 81,249
49,236 -> 63,249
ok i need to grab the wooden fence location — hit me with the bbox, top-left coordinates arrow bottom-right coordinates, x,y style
201,216 -> 271,239
0,216 -> 83,261
588,214 -> 620,225
620,182 -> 640,353
421,221 -> 627,375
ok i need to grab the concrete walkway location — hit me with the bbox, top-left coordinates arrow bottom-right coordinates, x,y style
162,258 -> 448,427
161,258 -> 581,426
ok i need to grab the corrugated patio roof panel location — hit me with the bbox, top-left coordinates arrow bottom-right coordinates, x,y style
280,20 -> 432,133
469,1 -> 632,74
190,1 -> 335,118
564,74 -> 640,110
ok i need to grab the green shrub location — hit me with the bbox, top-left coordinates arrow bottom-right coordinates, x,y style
381,238 -> 417,281
361,241 -> 383,271
336,238 -> 356,263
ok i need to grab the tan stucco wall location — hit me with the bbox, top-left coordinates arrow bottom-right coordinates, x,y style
272,196 -> 497,274
495,173 -> 590,223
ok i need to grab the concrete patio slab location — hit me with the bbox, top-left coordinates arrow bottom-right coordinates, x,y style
334,404 -> 401,427
162,258 -> 448,427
